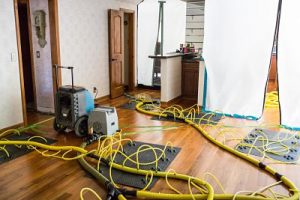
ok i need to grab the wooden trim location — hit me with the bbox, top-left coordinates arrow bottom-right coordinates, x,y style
48,0 -> 61,92
94,95 -> 110,105
26,0 -> 38,110
120,8 -> 135,13
160,95 -> 182,108
14,0 -> 27,126
0,123 -> 24,133
128,11 -> 136,91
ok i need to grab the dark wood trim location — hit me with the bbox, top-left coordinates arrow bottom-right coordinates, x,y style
14,0 -> 27,126
128,11 -> 136,91
160,95 -> 182,108
48,0 -> 61,92
120,8 -> 135,13
0,123 -> 24,133
94,95 -> 110,105
26,0 -> 38,110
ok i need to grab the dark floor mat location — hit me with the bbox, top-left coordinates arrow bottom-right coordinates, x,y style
151,112 -> 222,125
236,128 -> 300,162
120,99 -> 160,110
119,101 -> 139,110
0,133 -> 56,164
99,141 -> 180,189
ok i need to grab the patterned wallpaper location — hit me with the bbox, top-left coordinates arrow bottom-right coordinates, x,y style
58,0 -> 136,98
0,0 -> 24,129
30,0 -> 54,112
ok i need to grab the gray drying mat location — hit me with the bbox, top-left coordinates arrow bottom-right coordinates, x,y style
99,141 -> 180,189
236,128 -> 300,162
120,99 -> 160,110
0,133 -> 56,164
151,112 -> 222,125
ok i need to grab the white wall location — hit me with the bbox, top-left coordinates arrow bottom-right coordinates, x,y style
0,0 -> 24,129
58,0 -> 137,98
197,61 -> 205,106
30,0 -> 54,113
160,57 -> 182,102
137,0 -> 186,86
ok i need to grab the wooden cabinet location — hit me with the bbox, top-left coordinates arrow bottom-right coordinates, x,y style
182,61 -> 199,99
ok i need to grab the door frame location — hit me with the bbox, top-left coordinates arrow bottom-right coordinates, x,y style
120,8 -> 136,91
14,0 -> 61,126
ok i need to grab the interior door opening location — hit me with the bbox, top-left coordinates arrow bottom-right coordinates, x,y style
123,11 -> 135,92
18,1 -> 36,112
15,0 -> 61,125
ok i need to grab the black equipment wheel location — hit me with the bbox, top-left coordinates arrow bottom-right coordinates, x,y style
75,116 -> 88,137
53,118 -> 66,132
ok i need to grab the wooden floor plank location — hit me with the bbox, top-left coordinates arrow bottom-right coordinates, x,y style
0,89 -> 298,199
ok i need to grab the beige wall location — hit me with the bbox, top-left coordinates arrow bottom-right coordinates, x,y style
0,0 -> 24,129
58,0 -> 137,98
0,0 -> 138,130
160,57 -> 182,102
30,0 -> 54,113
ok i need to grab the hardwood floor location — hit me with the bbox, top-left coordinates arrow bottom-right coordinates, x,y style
0,89 -> 299,200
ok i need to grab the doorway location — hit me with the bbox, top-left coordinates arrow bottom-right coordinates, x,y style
15,0 -> 61,125
123,11 -> 135,92
108,9 -> 135,99
17,1 -> 36,112
267,46 -> 278,92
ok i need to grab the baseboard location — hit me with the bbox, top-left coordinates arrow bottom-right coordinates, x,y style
0,122 -> 24,133
161,95 -> 182,108
37,107 -> 55,114
95,95 -> 110,104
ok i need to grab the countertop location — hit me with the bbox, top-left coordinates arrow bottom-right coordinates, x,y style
149,52 -> 194,59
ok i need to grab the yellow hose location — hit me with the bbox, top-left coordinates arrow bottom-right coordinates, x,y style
135,101 -> 299,200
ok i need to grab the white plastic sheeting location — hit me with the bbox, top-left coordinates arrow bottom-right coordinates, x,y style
137,0 -> 186,86
277,0 -> 300,129
202,0 -> 279,118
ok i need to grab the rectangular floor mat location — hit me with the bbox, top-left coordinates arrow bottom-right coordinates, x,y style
120,99 -> 160,110
0,133 -> 57,164
151,112 -> 222,125
236,128 -> 300,162
99,141 -> 180,189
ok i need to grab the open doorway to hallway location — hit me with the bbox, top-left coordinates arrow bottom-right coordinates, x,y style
123,11 -> 135,92
17,1 -> 36,112
15,0 -> 60,124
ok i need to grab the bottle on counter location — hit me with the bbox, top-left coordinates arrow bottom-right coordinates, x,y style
180,44 -> 184,53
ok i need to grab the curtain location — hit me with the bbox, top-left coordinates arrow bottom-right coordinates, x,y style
277,0 -> 300,129
202,0 -> 279,119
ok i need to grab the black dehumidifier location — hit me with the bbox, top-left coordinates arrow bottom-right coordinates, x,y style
53,65 -> 94,137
